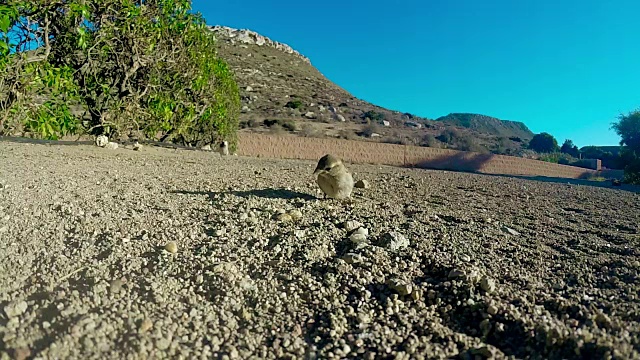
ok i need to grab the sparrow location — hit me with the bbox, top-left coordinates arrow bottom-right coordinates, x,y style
313,154 -> 354,200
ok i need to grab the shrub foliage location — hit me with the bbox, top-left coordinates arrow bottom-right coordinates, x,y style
611,110 -> 640,184
0,0 -> 239,149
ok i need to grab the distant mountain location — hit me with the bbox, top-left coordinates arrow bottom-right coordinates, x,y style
209,26 -> 536,153
435,113 -> 535,140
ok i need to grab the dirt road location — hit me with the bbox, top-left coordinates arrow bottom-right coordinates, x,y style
0,139 -> 638,359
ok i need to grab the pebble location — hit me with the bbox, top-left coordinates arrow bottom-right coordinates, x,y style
140,319 -> 153,333
289,209 -> 303,221
460,254 -> 471,262
277,213 -> 293,222
354,227 -> 369,236
350,233 -> 367,244
0,226 -> 7,233
294,230 -> 306,238
479,319 -> 492,336
354,180 -> 370,189
3,301 -> 28,318
133,142 -> 142,151
13,348 -> 31,360
387,278 -> 413,296
487,304 -> 498,315
501,226 -> 520,236
448,269 -> 465,280
344,220 -> 364,232
105,142 -> 119,150
109,279 -> 124,294
155,338 -> 171,350
379,231 -> 409,251
480,277 -> 496,293
164,241 -> 178,254
341,253 -> 364,264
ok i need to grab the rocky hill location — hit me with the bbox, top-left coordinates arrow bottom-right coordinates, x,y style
435,113 -> 534,141
210,26 -> 530,154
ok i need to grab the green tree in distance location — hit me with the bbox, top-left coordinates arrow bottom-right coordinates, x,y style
0,0 -> 239,149
560,139 -> 580,158
528,132 -> 559,153
611,109 -> 640,184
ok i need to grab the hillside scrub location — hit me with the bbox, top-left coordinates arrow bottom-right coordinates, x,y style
0,0 -> 240,149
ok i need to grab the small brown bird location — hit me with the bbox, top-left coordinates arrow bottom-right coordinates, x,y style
313,154 -> 354,200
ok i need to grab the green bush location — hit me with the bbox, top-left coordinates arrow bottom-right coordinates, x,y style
361,110 -> 385,122
529,132 -> 559,153
611,109 -> 640,184
0,0 -> 240,149
285,99 -> 303,109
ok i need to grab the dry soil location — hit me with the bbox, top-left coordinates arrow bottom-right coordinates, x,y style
0,139 -> 639,360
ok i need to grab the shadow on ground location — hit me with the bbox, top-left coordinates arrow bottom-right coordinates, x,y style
408,151 -> 640,193
172,188 -> 317,201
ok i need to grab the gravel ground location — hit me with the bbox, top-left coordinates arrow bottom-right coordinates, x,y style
0,139 -> 639,360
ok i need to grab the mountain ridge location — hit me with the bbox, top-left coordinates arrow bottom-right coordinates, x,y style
210,25 -> 535,154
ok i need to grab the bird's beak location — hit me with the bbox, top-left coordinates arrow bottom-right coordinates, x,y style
313,167 -> 321,175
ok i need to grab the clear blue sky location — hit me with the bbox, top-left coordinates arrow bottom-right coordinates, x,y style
193,0 -> 639,147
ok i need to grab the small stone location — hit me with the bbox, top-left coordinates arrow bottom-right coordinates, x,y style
196,275 -> 204,284
95,135 -> 109,147
344,220 -> 364,232
410,289 -> 421,301
133,142 -> 142,151
354,227 -> 369,236
4,301 -> 28,318
354,180 -> 370,189
487,304 -> 498,315
289,209 -> 303,221
479,319 -> 492,336
104,142 -> 119,150
470,346 -> 496,358
139,319 -> 153,333
215,229 -> 226,237
202,144 -> 212,151
13,347 -> 31,360
379,231 -> 409,251
239,213 -> 249,221
460,254 -> 471,262
387,278 -> 412,296
109,279 -> 124,294
349,233 -> 367,244
0,226 -> 7,233
164,241 -> 178,254
277,213 -> 293,222
341,253 -> 364,264
480,277 -> 496,293
155,338 -> 171,351
595,313 -> 613,329
501,226 -> 520,236
294,230 -> 306,238
448,269 -> 465,280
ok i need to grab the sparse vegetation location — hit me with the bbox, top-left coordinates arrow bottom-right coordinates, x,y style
0,0 -> 240,149
611,109 -> 640,184
264,118 -> 297,132
284,99 -> 303,109
437,128 -> 487,153
359,123 -> 379,138
420,134 -> 439,148
361,110 -> 385,122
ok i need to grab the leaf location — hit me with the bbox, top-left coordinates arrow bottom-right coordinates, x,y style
0,15 -> 10,33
